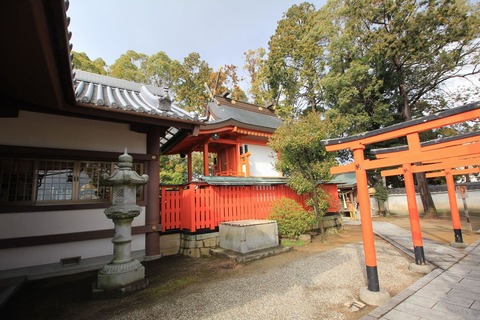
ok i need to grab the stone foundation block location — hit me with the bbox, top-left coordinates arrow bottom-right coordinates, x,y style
219,220 -> 279,254
203,237 -> 217,247
200,248 -> 211,256
179,232 -> 220,258
160,234 -> 180,256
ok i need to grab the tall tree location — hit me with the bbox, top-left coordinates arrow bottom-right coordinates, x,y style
109,50 -> 148,83
267,2 -> 327,117
244,48 -> 274,106
318,0 -> 480,216
341,0 -> 480,120
143,51 -> 175,88
171,52 -> 212,113
72,51 -> 107,75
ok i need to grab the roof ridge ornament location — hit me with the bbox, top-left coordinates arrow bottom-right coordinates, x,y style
140,85 -> 171,111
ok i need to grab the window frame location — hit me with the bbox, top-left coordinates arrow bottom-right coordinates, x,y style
0,146 -> 149,213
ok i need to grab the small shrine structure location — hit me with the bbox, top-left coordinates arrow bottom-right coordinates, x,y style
162,92 -> 283,179
158,93 -> 341,234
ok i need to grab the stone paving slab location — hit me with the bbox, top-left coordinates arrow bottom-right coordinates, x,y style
360,221 -> 480,320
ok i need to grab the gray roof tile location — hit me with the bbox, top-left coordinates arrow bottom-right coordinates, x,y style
73,70 -> 197,121
208,96 -> 282,131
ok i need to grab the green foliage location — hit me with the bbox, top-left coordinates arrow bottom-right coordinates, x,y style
109,50 -> 148,83
320,0 -> 480,122
305,186 -> 331,217
144,51 -> 175,87
266,2 -> 326,116
72,51 -> 107,75
171,52 -> 213,113
281,238 -> 307,247
159,155 -> 187,185
310,0 -> 480,215
373,183 -> 388,204
159,153 -> 205,185
209,65 -> 248,102
269,112 -> 346,231
268,197 -> 317,239
373,182 -> 389,215
244,48 -> 274,106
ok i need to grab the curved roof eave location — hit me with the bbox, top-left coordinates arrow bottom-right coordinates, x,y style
202,118 -> 277,134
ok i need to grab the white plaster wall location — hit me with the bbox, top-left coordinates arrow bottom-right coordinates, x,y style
385,191 -> 480,215
248,144 -> 281,177
0,235 -> 145,271
0,111 -> 146,153
0,208 -> 145,238
0,209 -> 146,271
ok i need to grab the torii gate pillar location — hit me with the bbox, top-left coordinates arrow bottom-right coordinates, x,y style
445,169 -> 467,248
403,164 -> 433,273
353,147 -> 390,306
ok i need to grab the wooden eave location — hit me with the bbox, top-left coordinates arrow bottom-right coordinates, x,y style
0,0 -> 201,137
162,121 -> 273,155
203,119 -> 276,135
212,96 -> 277,116
0,0 -> 73,110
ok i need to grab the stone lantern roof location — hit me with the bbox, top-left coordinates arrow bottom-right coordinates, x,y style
100,151 -> 149,187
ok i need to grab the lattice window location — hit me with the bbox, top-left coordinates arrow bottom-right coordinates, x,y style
0,158 -> 145,206
36,160 -> 76,202
78,161 -> 112,201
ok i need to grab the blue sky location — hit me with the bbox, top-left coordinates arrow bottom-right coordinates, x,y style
69,0 -> 327,72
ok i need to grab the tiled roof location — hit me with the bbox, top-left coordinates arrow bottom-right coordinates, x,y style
74,70 -> 198,122
207,95 -> 283,131
331,173 -> 357,188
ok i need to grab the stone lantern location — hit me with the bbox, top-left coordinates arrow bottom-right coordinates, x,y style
93,150 -> 149,297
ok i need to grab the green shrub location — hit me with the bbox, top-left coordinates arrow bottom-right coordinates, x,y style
268,197 -> 317,239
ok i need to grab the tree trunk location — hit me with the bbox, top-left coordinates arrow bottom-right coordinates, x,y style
312,185 -> 325,239
415,172 -> 437,217
307,170 -> 325,239
398,77 -> 438,216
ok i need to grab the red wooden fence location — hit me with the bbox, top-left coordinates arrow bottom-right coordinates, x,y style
160,183 -> 339,232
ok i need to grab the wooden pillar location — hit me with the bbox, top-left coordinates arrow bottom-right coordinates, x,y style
403,163 -> 426,264
353,146 -> 380,292
145,127 -> 161,258
445,169 -> 464,243
203,143 -> 209,176
187,152 -> 193,182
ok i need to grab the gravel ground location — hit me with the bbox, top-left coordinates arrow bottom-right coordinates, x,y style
94,240 -> 419,320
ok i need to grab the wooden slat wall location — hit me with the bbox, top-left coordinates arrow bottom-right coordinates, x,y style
160,183 -> 339,232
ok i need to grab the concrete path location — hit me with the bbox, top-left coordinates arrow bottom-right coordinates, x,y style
361,221 -> 480,320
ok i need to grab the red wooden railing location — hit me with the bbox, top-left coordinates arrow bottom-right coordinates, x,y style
160,183 -> 339,232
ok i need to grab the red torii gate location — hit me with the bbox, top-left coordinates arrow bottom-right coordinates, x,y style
374,131 -> 480,243
321,102 -> 480,305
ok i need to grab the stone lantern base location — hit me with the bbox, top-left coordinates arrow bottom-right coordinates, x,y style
92,259 -> 148,299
